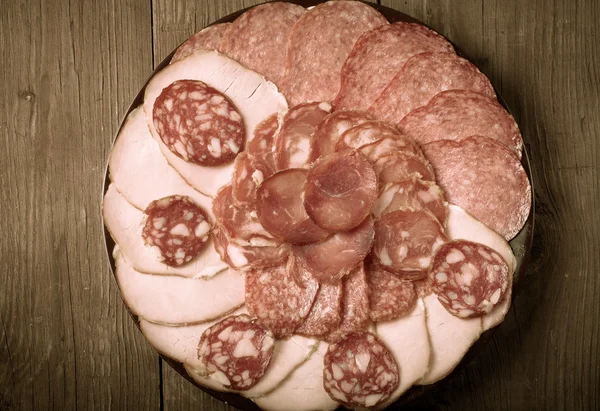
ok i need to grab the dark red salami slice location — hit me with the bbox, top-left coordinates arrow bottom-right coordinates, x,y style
218,2 -> 305,84
304,150 -> 377,232
335,22 -> 454,111
231,151 -> 275,206
308,110 -> 374,162
373,208 -> 447,279
153,79 -> 244,166
245,257 -> 318,338
359,134 -> 424,164
398,90 -> 523,158
247,114 -> 280,156
274,102 -> 332,169
421,135 -> 531,240
280,1 -> 387,105
369,52 -> 496,124
171,23 -> 231,64
255,169 -> 329,244
335,120 -> 401,151
429,240 -> 510,318
323,331 -> 399,408
293,216 -> 374,283
296,281 -> 343,338
141,195 -> 211,267
198,314 -> 275,390
366,260 -> 418,322
374,152 -> 436,187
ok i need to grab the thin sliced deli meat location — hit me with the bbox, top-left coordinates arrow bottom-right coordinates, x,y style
218,2 -> 305,84
421,135 -> 531,240
369,52 -> 496,124
304,150 -> 377,232
366,260 -> 417,322
398,89 -> 523,158
247,113 -> 280,156
296,281 -> 343,338
335,22 -> 454,111
255,169 -> 329,244
171,23 -> 232,63
231,151 -> 276,205
293,215 -> 374,283
335,120 -> 401,151
280,1 -> 388,105
374,152 -> 436,187
359,134 -> 424,163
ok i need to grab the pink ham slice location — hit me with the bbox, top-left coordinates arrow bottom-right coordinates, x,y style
231,151 -> 276,206
374,152 -> 436,188
171,23 -> 232,63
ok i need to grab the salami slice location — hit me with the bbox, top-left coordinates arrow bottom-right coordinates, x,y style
218,2 -> 305,84
398,89 -> 523,158
296,281 -> 343,338
359,134 -> 424,164
153,79 -> 245,166
374,152 -> 436,187
255,169 -> 329,245
421,135 -> 531,240
429,240 -> 510,318
247,114 -> 280,156
245,258 -> 318,338
373,208 -> 447,279
308,110 -> 374,162
335,22 -> 454,111
141,195 -> 211,267
293,216 -> 374,283
323,331 -> 399,408
366,261 -> 418,322
369,52 -> 496,124
335,120 -> 401,151
280,1 -> 387,105
274,102 -> 332,169
231,151 -> 275,205
304,150 -> 377,232
171,23 -> 232,64
197,314 -> 275,390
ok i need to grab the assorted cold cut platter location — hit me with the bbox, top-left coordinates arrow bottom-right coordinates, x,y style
102,1 -> 534,409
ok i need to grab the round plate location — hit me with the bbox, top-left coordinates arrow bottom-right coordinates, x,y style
102,1 -> 534,409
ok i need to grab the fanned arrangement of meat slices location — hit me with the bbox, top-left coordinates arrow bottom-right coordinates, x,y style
103,1 -> 532,410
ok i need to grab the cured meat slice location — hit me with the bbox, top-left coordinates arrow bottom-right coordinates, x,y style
114,251 -> 243,325
218,2 -> 305,84
103,184 -> 227,278
429,240 -> 510,318
153,79 -> 245,166
296,282 -> 343,338
245,258 -> 318,338
304,150 -> 377,232
372,178 -> 448,224
366,261 -> 417,322
280,1 -> 387,105
255,169 -> 329,244
335,120 -> 401,151
421,135 -> 531,240
323,331 -> 399,408
197,314 -> 275,390
274,102 -> 332,169
374,151 -> 436,187
308,110 -> 374,162
398,89 -> 523,158
231,151 -> 275,205
369,52 -> 496,124
372,208 -> 447,279
293,215 -> 374,283
334,22 -> 454,111
247,114 -> 280,156
359,134 -> 424,164
144,50 -> 287,197
171,23 -> 232,63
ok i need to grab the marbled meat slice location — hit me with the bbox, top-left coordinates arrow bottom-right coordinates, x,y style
369,52 -> 496,124
335,22 -> 454,111
153,79 -> 244,166
296,282 -> 343,338
366,260 -> 417,322
398,89 -> 523,158
231,151 -> 275,206
280,1 -> 387,105
171,23 -> 232,63
323,331 -> 399,408
372,208 -> 447,279
304,150 -> 377,232
255,168 -> 329,244
359,134 -> 424,164
335,120 -> 401,151
247,113 -> 280,156
421,135 -> 531,240
374,152 -> 436,188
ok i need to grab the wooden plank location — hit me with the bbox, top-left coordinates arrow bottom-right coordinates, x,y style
0,0 -> 159,409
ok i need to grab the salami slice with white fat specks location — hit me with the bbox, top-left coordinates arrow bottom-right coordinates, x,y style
366,260 -> 417,322
374,152 -> 436,188
369,52 -> 496,124
142,195 -> 211,267
296,281 -> 343,338
421,135 -> 531,240
323,331 -> 399,408
197,314 -> 275,390
171,23 -> 232,64
373,207 -> 447,279
153,79 -> 244,166
304,150 -> 377,232
429,240 -> 510,318
247,114 -> 280,157
335,120 -> 401,151
359,134 -> 424,164
231,151 -> 275,206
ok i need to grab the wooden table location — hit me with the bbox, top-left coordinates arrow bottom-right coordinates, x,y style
1,0 -> 598,409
